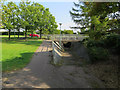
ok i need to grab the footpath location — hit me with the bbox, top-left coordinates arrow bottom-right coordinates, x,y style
2,40 -> 104,88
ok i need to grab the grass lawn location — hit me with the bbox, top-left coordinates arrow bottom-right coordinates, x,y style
0,35 -> 49,39
0,35 -> 25,37
1,38 -> 42,72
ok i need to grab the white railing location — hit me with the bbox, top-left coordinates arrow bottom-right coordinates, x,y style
52,41 -> 64,64
51,34 -> 87,41
51,34 -> 88,64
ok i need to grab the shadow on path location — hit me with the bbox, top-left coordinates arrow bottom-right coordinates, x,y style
2,40 -> 105,88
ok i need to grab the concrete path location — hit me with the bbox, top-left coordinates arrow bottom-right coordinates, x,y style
2,40 -> 104,88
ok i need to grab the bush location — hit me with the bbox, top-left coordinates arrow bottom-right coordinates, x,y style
83,39 -> 105,48
104,33 -> 120,48
88,47 -> 109,63
103,33 -> 120,54
82,33 -> 120,63
114,40 -> 120,54
89,30 -> 106,40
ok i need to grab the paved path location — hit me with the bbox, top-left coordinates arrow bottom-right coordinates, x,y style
2,40 -> 104,88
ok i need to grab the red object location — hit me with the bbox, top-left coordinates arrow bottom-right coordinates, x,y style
29,34 -> 39,37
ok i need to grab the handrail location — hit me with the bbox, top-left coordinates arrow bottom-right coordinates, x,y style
52,41 -> 63,52
52,41 -> 64,64
51,34 -> 88,64
51,34 -> 87,41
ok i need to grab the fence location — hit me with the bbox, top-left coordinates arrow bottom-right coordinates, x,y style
51,34 -> 87,41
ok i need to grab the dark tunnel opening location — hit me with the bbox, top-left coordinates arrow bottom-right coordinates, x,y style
63,42 -> 71,48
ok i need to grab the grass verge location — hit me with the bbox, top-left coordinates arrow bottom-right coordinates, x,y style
1,38 -> 42,72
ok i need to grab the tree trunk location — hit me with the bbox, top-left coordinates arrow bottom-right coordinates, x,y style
13,29 -> 16,39
18,28 -> 20,39
40,29 -> 42,39
8,29 -> 11,40
89,24 -> 95,39
91,24 -> 95,31
31,30 -> 33,38
25,26 -> 27,39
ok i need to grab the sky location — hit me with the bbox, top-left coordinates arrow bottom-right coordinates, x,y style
4,0 -> 80,32
3,0 -> 119,31
39,2 -> 78,31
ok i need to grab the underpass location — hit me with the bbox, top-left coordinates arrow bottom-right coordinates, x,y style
51,34 -> 90,65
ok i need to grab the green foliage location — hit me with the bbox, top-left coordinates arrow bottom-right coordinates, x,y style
83,33 -> 120,63
103,33 -> 120,54
89,30 -> 107,40
84,39 -> 105,48
90,16 -> 109,31
2,0 -> 58,39
88,47 -> 109,63
70,2 -> 120,40
103,33 -> 119,47
52,29 -> 60,34
83,38 -> 109,63
61,30 -> 74,34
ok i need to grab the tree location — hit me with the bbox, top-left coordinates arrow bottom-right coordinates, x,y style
33,3 -> 58,38
70,2 -> 91,32
61,30 -> 73,34
70,1 -> 120,40
19,0 -> 32,39
47,14 -> 58,34
11,3 -> 22,39
52,29 -> 60,34
32,2 -> 46,39
2,0 -> 58,40
2,2 -> 17,40
40,8 -> 50,38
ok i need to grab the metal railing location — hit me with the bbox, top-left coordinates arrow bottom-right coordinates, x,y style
51,34 -> 88,64
51,34 -> 87,41
52,41 -> 64,64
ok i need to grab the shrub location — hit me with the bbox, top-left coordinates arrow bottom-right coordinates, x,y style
89,30 -> 107,40
103,33 -> 120,54
88,47 -> 109,63
83,39 -> 105,48
103,33 -> 120,48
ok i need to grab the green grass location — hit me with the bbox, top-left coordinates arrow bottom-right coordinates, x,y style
0,35 -> 25,37
1,38 -> 42,72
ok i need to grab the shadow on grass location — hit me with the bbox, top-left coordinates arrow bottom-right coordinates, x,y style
2,52 -> 34,72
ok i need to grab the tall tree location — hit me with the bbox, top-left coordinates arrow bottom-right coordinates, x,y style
70,1 -> 120,40
70,2 -> 91,32
14,4 -> 22,39
39,8 -> 50,38
19,0 -> 34,39
47,14 -> 58,34
32,2 -> 45,39
33,3 -> 58,38
2,0 -> 58,40
2,2 -> 17,40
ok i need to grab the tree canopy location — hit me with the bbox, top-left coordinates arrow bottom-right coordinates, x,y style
61,30 -> 73,34
70,1 -> 120,40
2,0 -> 58,39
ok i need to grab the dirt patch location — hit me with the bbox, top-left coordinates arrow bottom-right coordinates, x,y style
62,41 -> 119,88
83,54 -> 119,88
